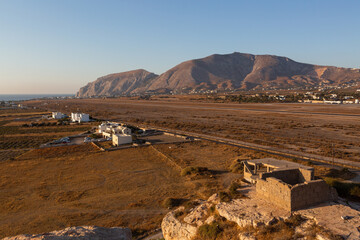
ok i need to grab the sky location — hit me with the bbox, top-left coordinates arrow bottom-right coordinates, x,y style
0,0 -> 359,94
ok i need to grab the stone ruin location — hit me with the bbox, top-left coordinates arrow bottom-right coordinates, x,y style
243,158 -> 338,211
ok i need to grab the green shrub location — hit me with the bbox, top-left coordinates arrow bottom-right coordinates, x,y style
219,191 -> 231,202
181,166 -> 208,176
324,177 -> 360,198
350,186 -> 360,198
228,182 -> 241,196
162,197 -> 182,208
197,222 -> 221,240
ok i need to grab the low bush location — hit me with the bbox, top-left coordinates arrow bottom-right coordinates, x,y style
228,182 -> 241,197
162,197 -> 182,208
218,191 -> 231,202
197,222 -> 221,240
229,159 -> 244,173
324,177 -> 360,199
181,166 -> 208,176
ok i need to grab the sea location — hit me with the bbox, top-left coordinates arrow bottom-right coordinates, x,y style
0,94 -> 74,102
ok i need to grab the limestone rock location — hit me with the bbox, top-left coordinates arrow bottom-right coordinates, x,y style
216,199 -> 276,228
2,226 -> 132,240
161,211 -> 197,240
205,216 -> 215,225
207,193 -> 220,204
238,233 -> 256,240
183,202 -> 210,226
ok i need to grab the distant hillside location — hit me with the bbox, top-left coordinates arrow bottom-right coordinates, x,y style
76,53 -> 360,97
76,69 -> 158,97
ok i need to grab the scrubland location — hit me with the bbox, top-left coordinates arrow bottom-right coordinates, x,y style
26,98 -> 360,162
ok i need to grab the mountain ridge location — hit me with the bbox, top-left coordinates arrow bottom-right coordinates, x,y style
76,52 -> 360,97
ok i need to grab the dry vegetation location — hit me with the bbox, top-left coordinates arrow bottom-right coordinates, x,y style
26,98 -> 360,162
2,101 -> 360,238
0,109 -> 93,161
0,139 -> 270,238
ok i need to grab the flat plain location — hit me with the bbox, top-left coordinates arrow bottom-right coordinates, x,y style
27,97 -> 360,162
2,98 -> 360,238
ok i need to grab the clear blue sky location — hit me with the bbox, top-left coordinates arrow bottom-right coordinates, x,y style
0,0 -> 359,94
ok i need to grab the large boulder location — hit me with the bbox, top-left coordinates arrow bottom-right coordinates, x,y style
2,226 -> 132,240
161,208 -> 197,240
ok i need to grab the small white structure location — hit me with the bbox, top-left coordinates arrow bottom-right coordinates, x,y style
355,99 -> 359,104
71,113 -> 90,123
52,112 -> 65,119
113,126 -> 132,135
98,123 -> 108,133
112,134 -> 132,146
102,132 -> 112,138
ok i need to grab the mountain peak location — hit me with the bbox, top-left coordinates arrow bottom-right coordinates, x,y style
77,53 -> 360,97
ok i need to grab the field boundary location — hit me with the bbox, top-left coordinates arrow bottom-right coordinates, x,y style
149,145 -> 182,171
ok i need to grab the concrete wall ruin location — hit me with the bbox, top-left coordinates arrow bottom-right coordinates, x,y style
291,180 -> 338,211
256,170 -> 337,211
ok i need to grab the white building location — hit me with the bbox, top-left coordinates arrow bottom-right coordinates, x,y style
52,112 -> 65,119
102,132 -> 112,138
112,134 -> 132,146
98,123 -> 108,133
113,126 -> 132,135
71,113 -> 90,123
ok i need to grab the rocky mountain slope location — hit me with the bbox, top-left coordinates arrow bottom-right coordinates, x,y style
77,53 -> 360,97
77,69 -> 158,97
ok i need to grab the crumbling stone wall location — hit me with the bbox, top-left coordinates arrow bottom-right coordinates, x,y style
260,168 -> 314,185
256,176 -> 337,211
290,180 -> 338,211
260,169 -> 301,185
298,168 -> 313,182
256,177 -> 292,211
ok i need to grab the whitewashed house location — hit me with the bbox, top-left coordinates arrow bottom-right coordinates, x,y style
98,123 -> 108,133
71,113 -> 90,123
52,112 -> 65,119
112,134 -> 132,146
113,126 -> 132,135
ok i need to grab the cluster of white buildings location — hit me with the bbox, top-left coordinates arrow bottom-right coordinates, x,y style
52,112 -> 66,119
52,112 -> 90,123
98,122 -> 133,146
71,113 -> 90,123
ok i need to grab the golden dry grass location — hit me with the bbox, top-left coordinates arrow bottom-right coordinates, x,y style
25,99 -> 360,162
0,140 -> 257,238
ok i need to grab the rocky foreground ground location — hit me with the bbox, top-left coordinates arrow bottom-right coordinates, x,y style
3,184 -> 360,240
2,226 -> 131,240
162,185 -> 360,240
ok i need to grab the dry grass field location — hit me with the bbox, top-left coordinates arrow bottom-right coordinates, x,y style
0,133 -> 352,237
0,140 -> 265,238
0,109 -> 94,161
2,100 -> 359,238
26,98 -> 360,162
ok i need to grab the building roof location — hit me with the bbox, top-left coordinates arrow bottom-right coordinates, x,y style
246,158 -> 313,171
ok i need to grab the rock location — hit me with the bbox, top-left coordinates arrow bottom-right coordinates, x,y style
296,202 -> 360,240
316,234 -> 331,240
216,199 -> 275,228
161,211 -> 197,240
266,217 -> 278,226
207,193 -> 220,204
238,232 -> 256,240
2,226 -> 132,240
205,216 -> 215,225
183,202 -> 210,226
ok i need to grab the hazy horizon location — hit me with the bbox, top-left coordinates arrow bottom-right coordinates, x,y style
1,0 -> 359,94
